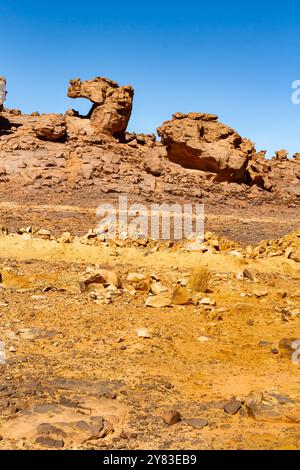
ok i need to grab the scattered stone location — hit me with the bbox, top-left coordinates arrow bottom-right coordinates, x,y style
58,232 -> 73,243
136,328 -> 151,339
162,409 -> 181,426
145,293 -> 172,308
259,341 -> 273,347
197,336 -> 211,343
272,393 -> 295,405
150,282 -> 169,295
229,250 -> 243,258
290,249 -> 300,263
171,287 -> 192,305
37,229 -> 51,240
243,268 -> 255,281
126,272 -> 146,282
199,297 -> 216,306
223,399 -> 242,415
35,436 -> 64,448
81,269 -> 122,290
253,289 -> 268,298
244,392 -> 263,407
37,423 -> 66,437
181,418 -> 208,429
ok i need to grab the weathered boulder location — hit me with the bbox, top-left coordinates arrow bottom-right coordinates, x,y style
34,114 -> 67,141
157,112 -> 255,183
68,77 -> 134,138
267,156 -> 300,195
244,147 -> 300,193
142,147 -> 167,176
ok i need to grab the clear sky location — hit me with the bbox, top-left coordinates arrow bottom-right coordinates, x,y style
1,0 -> 300,156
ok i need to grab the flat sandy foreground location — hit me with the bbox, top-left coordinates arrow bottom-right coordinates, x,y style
0,218 -> 299,451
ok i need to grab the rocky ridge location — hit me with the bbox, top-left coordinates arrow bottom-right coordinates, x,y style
0,76 -> 298,204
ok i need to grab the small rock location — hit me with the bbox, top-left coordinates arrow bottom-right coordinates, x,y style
81,269 -> 122,290
35,436 -> 64,448
136,328 -> 151,339
290,249 -> 300,263
271,348 -> 279,354
285,247 -> 293,259
259,340 -> 273,347
272,393 -> 295,405
59,232 -> 73,243
197,336 -> 210,343
150,282 -> 168,295
244,392 -> 263,407
145,293 -> 172,308
182,418 -> 208,429
126,272 -> 146,282
171,287 -> 192,305
162,409 -> 181,426
229,250 -> 243,258
37,229 -> 51,240
37,423 -> 66,437
223,399 -> 242,415
253,289 -> 268,298
199,297 -> 215,306
243,268 -> 255,281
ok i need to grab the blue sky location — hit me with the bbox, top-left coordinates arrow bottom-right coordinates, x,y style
1,0 -> 300,156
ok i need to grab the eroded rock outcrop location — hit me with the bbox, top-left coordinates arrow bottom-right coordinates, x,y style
246,150 -> 300,194
157,112 -> 255,183
0,75 -> 299,202
68,77 -> 134,139
246,152 -> 274,191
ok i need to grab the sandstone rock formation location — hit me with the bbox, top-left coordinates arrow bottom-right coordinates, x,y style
245,149 -> 300,195
157,112 -> 255,183
0,75 -> 299,202
67,77 -> 134,139
267,157 -> 300,196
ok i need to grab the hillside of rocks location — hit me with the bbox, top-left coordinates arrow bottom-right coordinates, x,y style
0,76 -> 299,207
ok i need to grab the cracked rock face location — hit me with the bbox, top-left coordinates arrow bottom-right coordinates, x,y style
157,112 -> 255,183
68,77 -> 134,138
